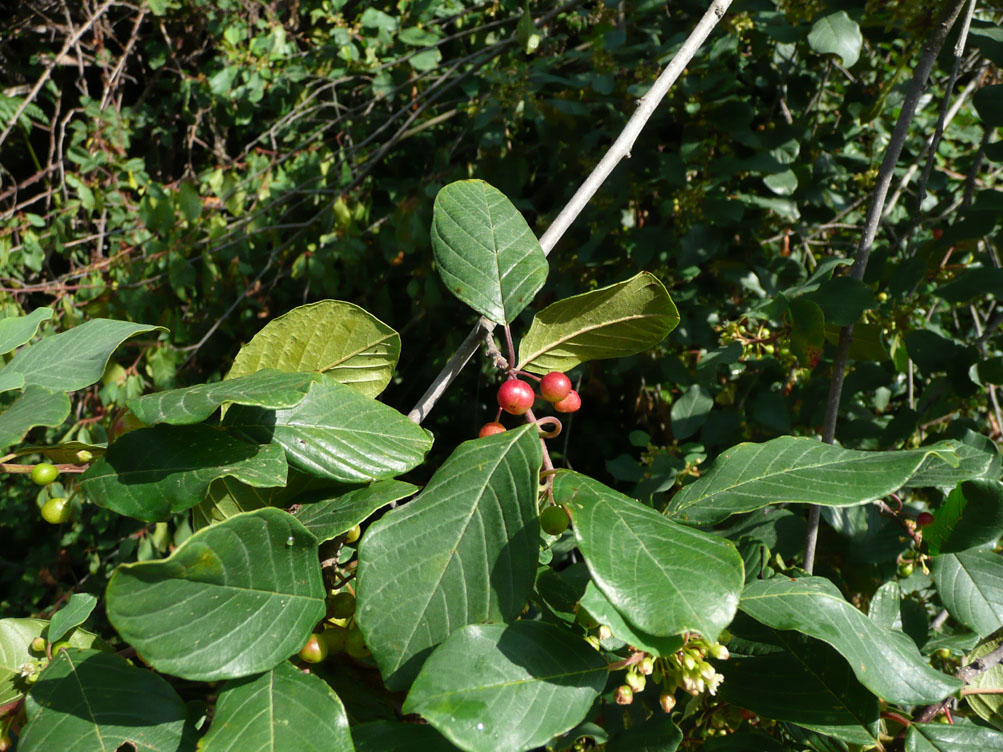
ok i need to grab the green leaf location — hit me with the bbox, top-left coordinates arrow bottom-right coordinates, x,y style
431,180 -> 547,325
934,268 -> 1003,303
227,300 -> 401,398
932,549 -> 1003,637
0,619 -> 100,706
13,440 -> 105,464
789,297 -> 825,367
974,84 -> 1003,128
128,369 -> 319,426
402,621 -> 606,752
225,377 -> 432,485
805,277 -> 875,327
105,508 -> 325,681
357,425 -> 542,690
579,582 -> 684,657
18,649 -> 197,752
48,594 -> 98,644
294,479 -> 419,543
0,385 -> 71,449
906,722 -> 1003,751
516,272 -> 679,374
763,169 -> 797,196
908,433 -> 1000,488
826,321 -> 888,362
0,307 -> 52,355
606,717 -> 682,751
739,576 -> 962,704
0,370 -> 25,394
924,480 -> 1003,555
193,476 -> 285,529
556,471 -> 744,642
3,319 -> 162,391
80,425 -> 288,522
353,721 -> 459,751
199,661 -> 353,752
671,384 -> 713,440
719,629 -> 880,745
808,11 -> 863,67
666,436 -> 966,525
971,357 -> 1003,387
964,632 -> 1003,730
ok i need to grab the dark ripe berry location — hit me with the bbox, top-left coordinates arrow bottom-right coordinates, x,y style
299,633 -> 328,663
917,512 -> 934,528
552,390 -> 581,413
540,505 -> 570,536
497,379 -> 535,415
41,497 -> 71,525
479,421 -> 507,437
539,372 -> 572,402
328,592 -> 356,619
31,463 -> 59,486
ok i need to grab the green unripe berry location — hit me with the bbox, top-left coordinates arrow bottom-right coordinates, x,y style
935,648 -> 951,659
327,592 -> 356,620
540,505 -> 570,536
344,525 -> 361,543
41,497 -> 72,525
298,633 -> 328,663
31,463 -> 59,486
322,626 -> 348,654
30,637 -> 46,654
625,670 -> 646,693
345,628 -> 370,659
898,561 -> 914,578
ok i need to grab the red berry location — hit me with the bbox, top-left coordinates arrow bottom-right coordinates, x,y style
497,379 -> 535,415
552,390 -> 581,413
299,633 -> 328,663
479,422 -> 507,437
917,512 -> 934,528
539,372 -> 572,402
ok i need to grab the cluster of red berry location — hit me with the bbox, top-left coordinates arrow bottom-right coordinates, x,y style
479,372 -> 580,437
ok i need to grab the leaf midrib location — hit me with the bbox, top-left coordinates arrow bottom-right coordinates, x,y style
517,311 -> 665,369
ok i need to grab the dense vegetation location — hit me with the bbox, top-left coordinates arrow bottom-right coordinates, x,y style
2,0 -> 1003,749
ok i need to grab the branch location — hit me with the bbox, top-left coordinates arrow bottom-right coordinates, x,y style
407,0 -> 735,424
912,643 -> 1003,724
803,0 -> 967,574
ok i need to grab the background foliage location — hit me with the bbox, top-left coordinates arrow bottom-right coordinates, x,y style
3,0 -> 1003,749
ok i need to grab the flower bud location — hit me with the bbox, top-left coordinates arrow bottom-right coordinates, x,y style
614,685 -> 634,705
638,656 -> 654,675
659,691 -> 676,713
709,643 -> 730,660
598,625 -> 612,641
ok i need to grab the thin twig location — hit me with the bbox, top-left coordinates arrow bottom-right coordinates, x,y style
407,0 -> 734,424
911,643 -> 1003,725
803,0 -> 967,575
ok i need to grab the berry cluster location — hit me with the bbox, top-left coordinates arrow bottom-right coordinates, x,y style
299,590 -> 370,665
28,462 -> 73,525
479,372 -> 580,437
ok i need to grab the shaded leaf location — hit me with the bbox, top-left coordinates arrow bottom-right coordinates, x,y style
789,297 -> 825,367
80,425 -> 288,522
805,277 -> 875,327
606,717 -> 682,751
974,84 -> 1003,128
932,549 -> 1003,637
808,11 -> 863,67
517,272 -> 679,374
3,319 -> 162,391
0,386 -> 70,449
431,180 -> 547,325
105,508 -> 325,681
403,621 -> 606,752
357,425 -> 541,690
48,594 -> 98,644
294,479 -> 419,543
227,300 -> 400,398
0,307 -> 52,355
353,721 -> 459,752
579,582 -> 684,657
666,436 -> 967,525
199,661 -> 353,752
225,377 -> 432,485
924,480 -> 1003,555
556,471 -> 743,642
739,576 -> 962,704
18,649 -> 197,752
671,384 -> 713,440
128,369 -> 319,425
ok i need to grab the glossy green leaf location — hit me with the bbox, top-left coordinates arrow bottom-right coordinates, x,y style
48,594 -> 98,644
105,508 -> 325,681
932,549 -> 1003,637
0,385 -> 71,449
808,11 -> 862,67
908,433 -> 1000,488
80,424 -> 288,522
579,582 -> 683,656
227,300 -> 401,398
357,425 -> 541,690
556,471 -> 743,642
0,619 -> 100,706
199,661 -> 353,752
403,621 -> 606,752
225,377 -> 432,485
964,632 -> 1003,730
924,480 -> 1003,555
294,479 -> 419,543
430,179 -> 547,325
353,721 -> 459,751
666,436 -> 966,525
517,272 -> 679,374
0,307 -> 52,355
906,722 -> 1003,751
720,630 -> 880,745
18,649 -> 197,752
128,369 -> 319,425
3,319 -> 162,391
739,576 -> 962,704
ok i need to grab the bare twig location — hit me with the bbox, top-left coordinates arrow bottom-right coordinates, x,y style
804,0 -> 967,574
407,0 -> 735,424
